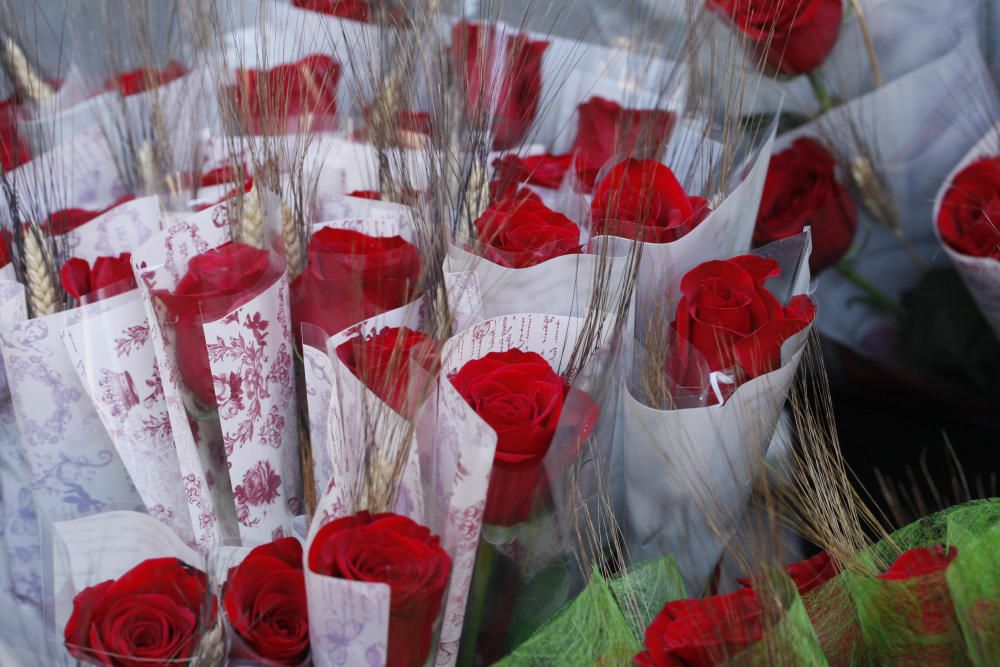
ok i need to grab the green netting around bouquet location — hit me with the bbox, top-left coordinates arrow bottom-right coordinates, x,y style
496,557 -> 685,666
737,573 -> 829,667
947,515 -> 1000,666
844,498 -> 1000,666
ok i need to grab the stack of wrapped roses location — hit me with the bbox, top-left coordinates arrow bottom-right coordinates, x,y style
0,0 -> 996,666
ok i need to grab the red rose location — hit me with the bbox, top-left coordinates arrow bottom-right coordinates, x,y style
60,253 -> 135,302
308,511 -> 451,667
64,558 -> 211,667
634,588 -> 766,666
336,327 -> 439,416
224,538 -> 308,666
0,96 -> 30,171
290,228 -> 421,339
0,230 -> 11,268
454,22 -> 549,150
738,551 -> 841,596
493,153 -> 575,191
347,190 -> 382,200
44,194 -> 136,236
108,61 -> 188,97
474,196 -> 581,268
573,96 -> 676,191
872,545 -> 960,665
488,179 -> 544,207
191,165 -> 253,211
591,159 -> 710,244
157,242 -> 281,406
666,255 -> 816,396
231,54 -> 341,134
450,349 -> 599,526
709,0 -> 844,76
754,138 -> 857,272
937,157 -> 1000,260
292,0 -> 370,21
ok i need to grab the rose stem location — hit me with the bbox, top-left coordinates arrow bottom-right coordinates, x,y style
807,71 -> 835,114
458,538 -> 497,666
834,258 -> 904,319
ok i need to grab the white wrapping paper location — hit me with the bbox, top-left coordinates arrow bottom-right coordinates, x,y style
623,233 -> 813,593
932,122 -> 1000,340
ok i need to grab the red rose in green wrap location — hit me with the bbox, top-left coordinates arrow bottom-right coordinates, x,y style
709,0 -> 844,76
454,21 -> 548,150
591,159 -> 710,243
290,227 -> 421,340
0,96 -> 30,171
157,241 -> 281,407
450,349 -> 599,526
231,54 -> 341,134
60,253 -> 136,302
739,551 -> 841,595
871,545 -> 961,666
666,255 -> 815,399
224,538 -> 308,666
755,138 -> 857,272
64,558 -> 211,667
308,512 -> 451,667
634,588 -> 766,666
107,61 -> 188,97
475,196 -> 581,268
336,327 -> 439,416
937,157 -> 1000,259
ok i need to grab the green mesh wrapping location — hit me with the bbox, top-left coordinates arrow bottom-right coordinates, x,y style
496,557 -> 685,666
844,499 -> 1000,666
733,572 -> 829,667
609,555 -> 687,640
947,511 -> 1000,665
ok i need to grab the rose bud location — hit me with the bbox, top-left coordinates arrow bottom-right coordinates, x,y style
454,21 -> 548,150
666,255 -> 815,398
474,196 -> 582,268
231,54 -> 341,134
937,157 -> 1000,259
290,227 -> 421,340
64,558 -> 212,667
347,190 -> 382,200
308,512 -> 451,667
739,551 -> 841,596
709,0 -> 844,76
224,537 -> 308,666
492,153 -> 575,192
591,158 -> 710,244
156,242 -> 281,407
292,0 -> 370,21
108,61 -> 188,97
336,327 -> 439,416
754,138 -> 858,272
60,253 -> 136,303
450,349 -> 599,526
634,588 -> 766,666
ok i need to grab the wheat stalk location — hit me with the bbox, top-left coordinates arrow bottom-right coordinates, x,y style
281,202 -> 303,276
239,182 -> 265,249
2,36 -> 54,103
22,227 -> 58,318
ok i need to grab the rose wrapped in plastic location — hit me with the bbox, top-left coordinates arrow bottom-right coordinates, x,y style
64,558 -> 212,667
292,0 -> 370,21
156,241 -> 282,407
937,157 -> 1000,261
454,21 -> 548,150
754,138 -> 858,272
591,159 -> 710,244
336,326 -> 439,417
230,54 -> 341,134
709,0 -> 844,76
308,511 -> 451,667
291,227 -> 422,340
106,61 -> 188,97
474,195 -> 582,268
0,94 -> 30,171
450,348 -> 599,526
223,538 -> 309,666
